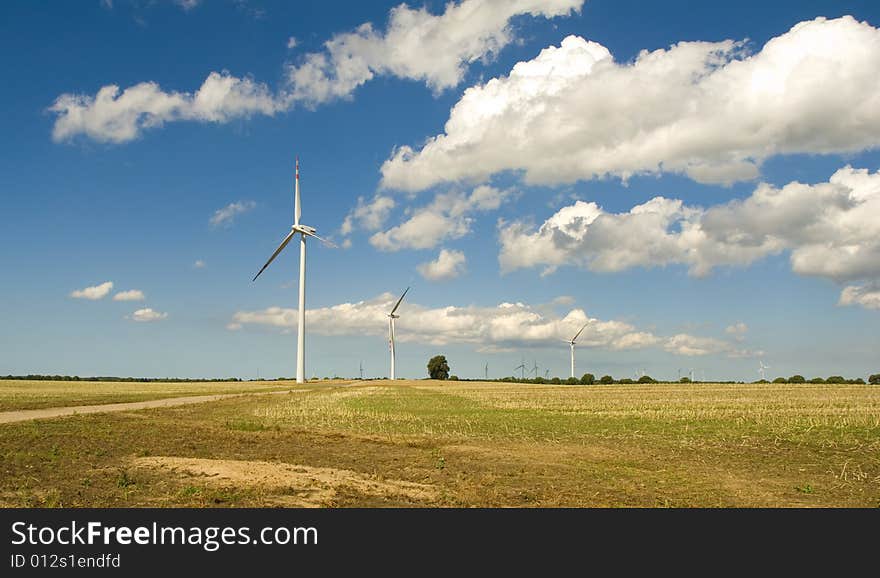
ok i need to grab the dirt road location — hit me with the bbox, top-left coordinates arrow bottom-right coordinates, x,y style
0,390 -> 299,425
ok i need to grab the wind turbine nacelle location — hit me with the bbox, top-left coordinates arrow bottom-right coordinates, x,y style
293,225 -> 316,236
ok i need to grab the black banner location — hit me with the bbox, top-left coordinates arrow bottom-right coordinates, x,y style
0,508 -> 872,573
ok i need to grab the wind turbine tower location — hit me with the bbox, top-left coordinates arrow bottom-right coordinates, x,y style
387,287 -> 409,380
564,322 -> 589,379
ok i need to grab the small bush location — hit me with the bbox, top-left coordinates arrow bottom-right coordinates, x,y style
550,377 -> 562,385
773,377 -> 787,384
618,378 -> 634,384
680,377 -> 691,383
868,374 -> 880,385
599,375 -> 614,384
565,377 -> 579,385
809,377 -> 825,384
448,375 -> 459,381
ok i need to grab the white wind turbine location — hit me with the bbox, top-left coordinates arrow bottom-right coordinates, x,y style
387,287 -> 409,380
564,322 -> 589,379
758,360 -> 770,381
252,158 -> 334,384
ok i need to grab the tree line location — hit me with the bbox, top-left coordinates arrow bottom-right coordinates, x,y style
1,374 -> 243,382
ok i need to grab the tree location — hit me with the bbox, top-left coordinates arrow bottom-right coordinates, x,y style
826,375 -> 845,384
580,373 -> 595,385
809,377 -> 825,384
772,377 -> 787,384
618,378 -> 634,384
427,355 -> 450,380
788,375 -> 806,383
565,377 -> 579,385
869,374 -> 880,385
599,375 -> 614,384
680,376 -> 691,383
551,377 -> 562,385
637,375 -> 656,384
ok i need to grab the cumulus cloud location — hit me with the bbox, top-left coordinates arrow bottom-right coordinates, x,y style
50,72 -> 284,143
113,289 -> 145,302
286,36 -> 298,50
71,281 -> 113,300
210,200 -> 256,227
230,293 -> 753,357
340,195 -> 396,235
418,249 -> 467,281
499,166 -> 880,291
128,308 -> 168,322
839,283 -> 880,310
664,334 -> 756,357
725,322 -> 748,341
175,0 -> 200,10
286,0 -> 582,104
193,259 -> 207,269
50,1 -> 582,143
370,185 -> 509,251
381,16 -> 880,191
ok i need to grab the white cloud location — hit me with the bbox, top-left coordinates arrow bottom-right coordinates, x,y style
51,1 -> 582,143
286,0 -> 583,104
370,185 -> 508,251
381,16 -> 880,191
175,0 -> 200,10
499,166 -> 880,292
210,200 -> 256,227
230,293 -> 751,357
113,289 -> 145,302
839,283 -> 880,310
129,308 -> 168,322
341,195 -> 396,235
50,72 -> 285,143
664,334 -> 753,357
286,37 -> 298,49
725,322 -> 748,341
193,259 -> 207,269
418,249 -> 466,281
71,281 -> 113,300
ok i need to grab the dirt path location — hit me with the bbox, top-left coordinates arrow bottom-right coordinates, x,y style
0,390 -> 301,425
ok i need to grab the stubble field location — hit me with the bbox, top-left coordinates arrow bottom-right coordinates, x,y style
1,379 -> 878,507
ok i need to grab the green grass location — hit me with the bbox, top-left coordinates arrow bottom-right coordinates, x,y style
1,380 -> 878,507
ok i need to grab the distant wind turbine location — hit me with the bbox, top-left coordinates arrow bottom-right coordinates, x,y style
564,322 -> 589,379
514,358 -> 526,381
388,287 -> 409,380
252,157 -> 335,384
484,362 -> 489,381
758,360 -> 769,381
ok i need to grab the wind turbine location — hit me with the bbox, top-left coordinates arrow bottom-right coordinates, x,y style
514,358 -> 526,381
530,360 -> 539,379
564,322 -> 589,379
388,287 -> 409,380
484,362 -> 489,381
758,360 -> 769,381
359,360 -> 364,380
252,158 -> 334,384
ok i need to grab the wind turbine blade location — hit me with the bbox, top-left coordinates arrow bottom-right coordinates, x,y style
252,230 -> 296,282
307,232 -> 338,248
390,286 -> 410,315
572,322 -> 589,342
294,157 -> 301,226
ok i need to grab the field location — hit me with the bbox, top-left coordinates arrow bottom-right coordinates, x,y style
0,379 -> 299,411
1,379 -> 879,507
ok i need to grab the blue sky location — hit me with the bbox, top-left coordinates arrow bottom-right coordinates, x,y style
1,0 -> 879,381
